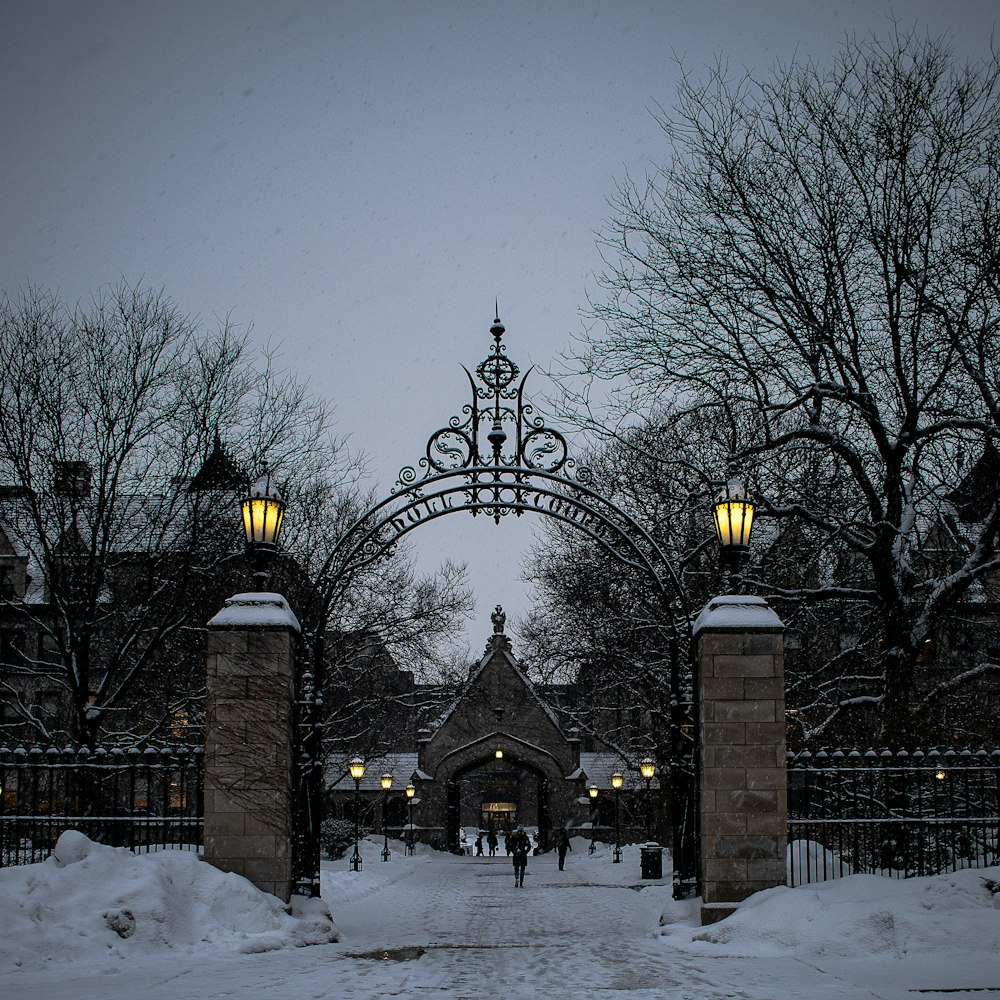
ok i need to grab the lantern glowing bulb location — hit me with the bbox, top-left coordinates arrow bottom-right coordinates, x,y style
241,470 -> 286,552
348,757 -> 366,781
713,477 -> 755,553
611,772 -> 623,790
495,748 -> 503,759
405,783 -> 416,799
640,757 -> 656,781
380,773 -> 393,791
588,784 -> 599,800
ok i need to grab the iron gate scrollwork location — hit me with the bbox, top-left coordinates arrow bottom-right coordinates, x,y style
290,315 -> 698,899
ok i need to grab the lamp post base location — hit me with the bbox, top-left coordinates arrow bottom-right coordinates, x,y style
613,845 -> 623,864
381,842 -> 391,862
350,849 -> 363,872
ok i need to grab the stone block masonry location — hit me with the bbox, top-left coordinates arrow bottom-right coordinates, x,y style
204,592 -> 300,902
694,595 -> 786,925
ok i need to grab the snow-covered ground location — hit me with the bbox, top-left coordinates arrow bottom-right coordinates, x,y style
0,831 -> 997,999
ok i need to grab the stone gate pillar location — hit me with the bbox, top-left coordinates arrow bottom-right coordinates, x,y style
204,592 -> 300,901
694,594 -> 786,925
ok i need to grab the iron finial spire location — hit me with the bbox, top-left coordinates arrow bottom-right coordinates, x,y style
490,306 -> 505,343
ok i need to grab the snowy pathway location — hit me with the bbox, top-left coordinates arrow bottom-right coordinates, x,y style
3,838 -> 998,999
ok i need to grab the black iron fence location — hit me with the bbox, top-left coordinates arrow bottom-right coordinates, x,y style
0,744 -> 203,866
787,748 -> 1000,887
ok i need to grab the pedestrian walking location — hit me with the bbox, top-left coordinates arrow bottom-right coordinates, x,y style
487,830 -> 498,856
475,832 -> 484,856
510,825 -> 530,887
556,829 -> 572,871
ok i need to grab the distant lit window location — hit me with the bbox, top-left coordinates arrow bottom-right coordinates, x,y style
170,709 -> 190,740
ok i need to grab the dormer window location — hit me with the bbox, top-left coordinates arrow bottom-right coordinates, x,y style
0,558 -> 27,600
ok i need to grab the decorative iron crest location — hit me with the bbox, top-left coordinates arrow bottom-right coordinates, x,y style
394,314 -> 589,500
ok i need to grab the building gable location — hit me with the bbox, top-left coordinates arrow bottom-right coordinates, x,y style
422,626 -> 573,775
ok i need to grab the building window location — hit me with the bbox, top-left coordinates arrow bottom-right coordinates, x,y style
170,709 -> 190,740
0,628 -> 25,669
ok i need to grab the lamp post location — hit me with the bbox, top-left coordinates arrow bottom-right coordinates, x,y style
349,756 -> 365,872
640,757 -> 656,841
611,771 -> 623,863
712,476 -> 756,592
380,773 -> 393,862
405,783 -> 416,855
240,468 -> 286,592
588,783 -> 599,855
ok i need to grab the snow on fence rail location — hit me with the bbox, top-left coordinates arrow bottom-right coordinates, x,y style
0,744 -> 203,866
787,747 -> 1000,887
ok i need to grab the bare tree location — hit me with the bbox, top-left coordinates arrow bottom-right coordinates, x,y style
0,281 -> 471,748
562,29 -> 1000,744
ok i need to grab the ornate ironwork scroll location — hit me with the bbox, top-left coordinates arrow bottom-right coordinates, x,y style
395,315 -> 586,512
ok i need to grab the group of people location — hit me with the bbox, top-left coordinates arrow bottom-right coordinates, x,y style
473,827 -> 574,886
474,829 -> 500,856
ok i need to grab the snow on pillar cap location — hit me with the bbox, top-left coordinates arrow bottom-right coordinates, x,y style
208,592 -> 301,632
692,595 -> 783,635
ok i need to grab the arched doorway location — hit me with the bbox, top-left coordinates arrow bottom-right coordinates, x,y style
442,743 -> 560,853
435,733 -> 562,850
293,315 -> 696,898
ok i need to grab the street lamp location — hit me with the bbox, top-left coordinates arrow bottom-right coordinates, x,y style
640,757 -> 656,841
588,783 -> 599,855
405,783 -> 416,855
380,773 -> 393,862
349,756 -> 365,872
241,468 -> 286,592
611,771 -> 623,863
712,476 -> 755,592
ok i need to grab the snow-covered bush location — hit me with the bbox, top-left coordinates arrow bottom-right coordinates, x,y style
321,818 -> 356,860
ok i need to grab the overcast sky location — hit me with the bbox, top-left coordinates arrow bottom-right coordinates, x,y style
2,1 -> 997,655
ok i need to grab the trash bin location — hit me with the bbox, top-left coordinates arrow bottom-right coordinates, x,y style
640,842 -> 663,880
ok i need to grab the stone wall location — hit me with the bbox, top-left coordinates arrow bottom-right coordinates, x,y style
694,595 -> 787,925
203,593 -> 299,901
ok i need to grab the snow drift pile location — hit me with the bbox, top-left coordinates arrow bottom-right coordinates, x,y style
661,866 -> 1000,959
0,830 -> 337,972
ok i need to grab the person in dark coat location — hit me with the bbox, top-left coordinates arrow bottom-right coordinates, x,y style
556,828 -> 572,871
487,829 -> 498,856
475,832 -> 484,856
510,826 -> 530,887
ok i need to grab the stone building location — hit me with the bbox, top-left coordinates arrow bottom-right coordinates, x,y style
327,607 -> 644,853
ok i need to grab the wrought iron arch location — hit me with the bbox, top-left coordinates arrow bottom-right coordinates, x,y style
294,316 -> 698,899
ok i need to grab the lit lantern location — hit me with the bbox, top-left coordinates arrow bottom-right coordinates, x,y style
588,783 -> 599,800
349,757 -> 366,782
713,477 -> 755,554
241,468 -> 286,590
611,771 -> 623,790
640,757 -> 656,781
713,477 -> 755,588
380,773 -> 393,791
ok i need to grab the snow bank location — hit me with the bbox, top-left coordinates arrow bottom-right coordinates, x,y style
0,831 -> 336,972
660,865 -> 1000,960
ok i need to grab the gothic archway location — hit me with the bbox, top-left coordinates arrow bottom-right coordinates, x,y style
441,738 -> 559,854
294,316 -> 697,899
